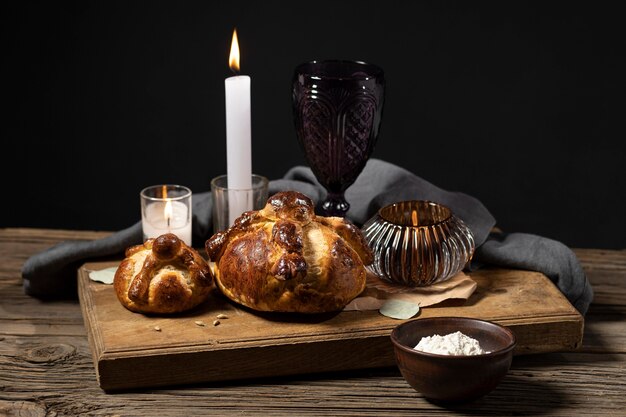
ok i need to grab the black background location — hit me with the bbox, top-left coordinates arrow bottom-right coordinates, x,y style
3,1 -> 624,249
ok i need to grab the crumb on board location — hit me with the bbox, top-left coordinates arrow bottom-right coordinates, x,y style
153,326 -> 161,332
195,321 -> 206,327
213,320 -> 221,326
216,313 -> 229,319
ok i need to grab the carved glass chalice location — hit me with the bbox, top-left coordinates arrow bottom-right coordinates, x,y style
292,60 -> 385,217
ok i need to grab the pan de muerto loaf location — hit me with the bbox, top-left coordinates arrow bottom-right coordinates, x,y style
114,233 -> 213,314
205,191 -> 373,313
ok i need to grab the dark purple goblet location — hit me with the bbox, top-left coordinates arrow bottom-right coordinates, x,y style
292,60 -> 385,217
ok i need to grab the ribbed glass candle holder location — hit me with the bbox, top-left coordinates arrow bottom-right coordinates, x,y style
361,200 -> 475,286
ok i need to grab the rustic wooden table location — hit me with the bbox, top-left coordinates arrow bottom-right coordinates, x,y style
1,228 -> 624,416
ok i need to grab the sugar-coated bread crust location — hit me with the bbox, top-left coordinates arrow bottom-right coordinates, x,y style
205,191 -> 373,313
114,233 -> 213,314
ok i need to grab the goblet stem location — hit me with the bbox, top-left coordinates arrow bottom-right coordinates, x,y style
321,192 -> 350,217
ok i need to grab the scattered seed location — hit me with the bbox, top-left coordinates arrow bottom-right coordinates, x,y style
195,321 -> 206,327
213,320 -> 221,326
216,313 -> 229,319
153,326 -> 161,332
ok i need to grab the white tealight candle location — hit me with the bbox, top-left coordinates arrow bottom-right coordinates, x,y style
140,185 -> 193,246
225,28 -> 253,225
142,200 -> 192,246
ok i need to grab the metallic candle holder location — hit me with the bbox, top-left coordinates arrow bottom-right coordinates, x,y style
361,200 -> 475,286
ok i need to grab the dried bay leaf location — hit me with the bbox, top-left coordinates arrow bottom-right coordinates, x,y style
379,299 -> 421,320
88,266 -> 117,284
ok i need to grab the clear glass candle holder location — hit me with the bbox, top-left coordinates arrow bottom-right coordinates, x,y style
140,184 -> 192,246
211,174 -> 269,233
361,200 -> 475,286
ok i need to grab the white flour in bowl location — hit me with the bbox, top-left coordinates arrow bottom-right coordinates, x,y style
414,331 -> 486,355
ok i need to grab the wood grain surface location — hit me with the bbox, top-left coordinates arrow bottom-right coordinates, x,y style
1,228 -> 624,416
78,259 -> 583,390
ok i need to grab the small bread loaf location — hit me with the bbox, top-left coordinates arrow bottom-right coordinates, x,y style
205,191 -> 373,313
114,233 -> 213,314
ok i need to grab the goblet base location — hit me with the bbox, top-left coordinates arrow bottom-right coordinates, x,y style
320,193 -> 350,217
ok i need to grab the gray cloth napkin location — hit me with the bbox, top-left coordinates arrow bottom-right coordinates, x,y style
21,158 -> 593,315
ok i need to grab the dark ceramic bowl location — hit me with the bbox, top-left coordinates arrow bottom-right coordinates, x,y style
390,317 -> 516,403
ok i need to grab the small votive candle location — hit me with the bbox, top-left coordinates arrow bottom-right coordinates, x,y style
140,184 -> 192,246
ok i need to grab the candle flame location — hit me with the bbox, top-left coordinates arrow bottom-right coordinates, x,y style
229,28 -> 240,73
411,210 -> 418,227
161,185 -> 168,199
164,199 -> 173,228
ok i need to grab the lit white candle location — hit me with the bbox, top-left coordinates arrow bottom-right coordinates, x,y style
142,200 -> 192,246
140,185 -> 193,245
225,28 -> 253,225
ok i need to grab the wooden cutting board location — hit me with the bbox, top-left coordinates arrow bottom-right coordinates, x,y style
78,261 -> 583,391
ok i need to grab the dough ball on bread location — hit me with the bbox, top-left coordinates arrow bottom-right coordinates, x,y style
205,191 -> 373,313
114,233 -> 213,314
